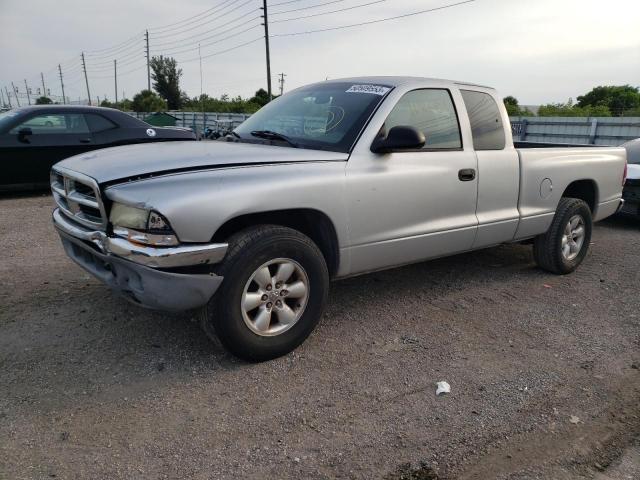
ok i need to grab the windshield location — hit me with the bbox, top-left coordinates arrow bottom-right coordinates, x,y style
0,110 -> 21,132
234,82 -> 392,153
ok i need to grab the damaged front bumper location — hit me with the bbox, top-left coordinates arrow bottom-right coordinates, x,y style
53,208 -> 228,311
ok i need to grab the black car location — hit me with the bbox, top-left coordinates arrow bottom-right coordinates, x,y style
0,105 -> 196,191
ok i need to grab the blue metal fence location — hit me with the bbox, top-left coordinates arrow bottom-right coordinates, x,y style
128,111 -> 251,135
509,116 -> 640,146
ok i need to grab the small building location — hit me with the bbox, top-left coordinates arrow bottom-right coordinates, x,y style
143,112 -> 179,127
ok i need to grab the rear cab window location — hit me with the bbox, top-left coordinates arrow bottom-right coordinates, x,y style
383,89 -> 462,150
460,90 -> 506,150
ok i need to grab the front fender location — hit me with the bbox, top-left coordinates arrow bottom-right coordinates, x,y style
104,162 -> 349,246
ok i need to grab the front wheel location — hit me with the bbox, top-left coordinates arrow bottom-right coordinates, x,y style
533,197 -> 593,274
200,225 -> 329,362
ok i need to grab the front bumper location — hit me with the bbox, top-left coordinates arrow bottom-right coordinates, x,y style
53,208 -> 228,311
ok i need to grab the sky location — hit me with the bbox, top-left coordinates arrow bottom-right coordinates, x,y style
1,0 -> 638,107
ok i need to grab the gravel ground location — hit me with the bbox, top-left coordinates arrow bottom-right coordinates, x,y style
1,194 -> 639,480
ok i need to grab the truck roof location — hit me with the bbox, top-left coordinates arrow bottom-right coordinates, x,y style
316,76 -> 496,90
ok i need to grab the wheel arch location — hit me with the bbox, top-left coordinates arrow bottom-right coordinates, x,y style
211,208 -> 341,277
560,179 -> 598,213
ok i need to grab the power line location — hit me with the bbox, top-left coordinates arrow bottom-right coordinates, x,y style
271,0 -> 476,36
88,63 -> 147,79
151,24 -> 262,57
151,10 -> 261,49
176,37 -> 264,63
271,0 -> 305,6
85,38 -> 145,61
149,0 -> 249,36
270,0 -> 348,15
271,0 -> 389,23
150,1 -> 257,41
85,32 -> 143,55
149,0 -> 241,32
86,51 -> 146,71
85,48 -> 146,68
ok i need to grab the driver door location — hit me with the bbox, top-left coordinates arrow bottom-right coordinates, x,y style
345,88 -> 479,275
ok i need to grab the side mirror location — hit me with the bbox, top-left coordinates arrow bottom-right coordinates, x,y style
371,126 -> 426,153
18,127 -> 33,143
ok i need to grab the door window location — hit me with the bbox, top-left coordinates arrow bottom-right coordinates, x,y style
9,114 -> 89,134
383,89 -> 462,150
460,90 -> 506,150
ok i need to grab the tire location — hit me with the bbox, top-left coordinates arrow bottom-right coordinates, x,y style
199,225 -> 329,362
533,197 -> 592,275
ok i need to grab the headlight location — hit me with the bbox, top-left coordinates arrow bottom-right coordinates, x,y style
109,203 -> 149,230
109,202 -> 179,247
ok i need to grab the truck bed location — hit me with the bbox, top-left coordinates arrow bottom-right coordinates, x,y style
515,146 -> 626,238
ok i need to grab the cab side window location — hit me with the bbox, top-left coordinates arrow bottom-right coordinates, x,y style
460,90 -> 506,150
85,114 -> 117,133
383,89 -> 462,150
9,114 -> 89,135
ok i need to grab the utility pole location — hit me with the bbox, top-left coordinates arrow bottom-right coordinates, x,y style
11,82 -> 20,107
41,72 -> 47,100
58,64 -> 66,104
81,52 -> 91,105
261,0 -> 272,100
114,59 -> 118,104
5,86 -> 12,108
199,43 -> 204,114
24,79 -> 31,105
145,30 -> 151,91
278,73 -> 287,96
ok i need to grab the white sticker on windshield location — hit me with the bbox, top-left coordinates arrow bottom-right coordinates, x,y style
346,84 -> 391,96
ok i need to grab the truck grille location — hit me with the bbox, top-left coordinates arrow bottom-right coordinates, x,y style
51,168 -> 108,230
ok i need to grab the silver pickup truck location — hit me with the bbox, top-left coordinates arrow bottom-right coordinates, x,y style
51,77 -> 627,361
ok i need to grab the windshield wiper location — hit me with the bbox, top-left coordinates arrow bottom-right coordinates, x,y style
250,130 -> 298,148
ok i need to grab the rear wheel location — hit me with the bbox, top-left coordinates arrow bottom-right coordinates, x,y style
200,225 -> 329,361
533,197 -> 592,274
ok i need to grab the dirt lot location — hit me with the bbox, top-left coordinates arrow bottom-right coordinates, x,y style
1,194 -> 639,480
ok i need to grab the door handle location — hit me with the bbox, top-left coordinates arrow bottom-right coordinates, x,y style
458,168 -> 476,181
79,138 -> 92,144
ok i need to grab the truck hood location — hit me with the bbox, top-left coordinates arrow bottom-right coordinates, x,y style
55,140 -> 349,184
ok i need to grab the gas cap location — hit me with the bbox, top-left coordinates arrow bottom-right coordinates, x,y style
540,178 -> 553,199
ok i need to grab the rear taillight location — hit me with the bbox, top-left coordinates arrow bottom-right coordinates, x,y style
622,161 -> 627,186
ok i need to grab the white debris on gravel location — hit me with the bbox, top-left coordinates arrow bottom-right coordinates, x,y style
436,381 -> 451,396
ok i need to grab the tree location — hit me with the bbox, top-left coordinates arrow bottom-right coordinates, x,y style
537,98 -> 611,117
503,96 -> 531,116
577,85 -> 640,116
101,98 -> 133,111
149,56 -> 183,109
249,88 -> 271,107
131,90 -> 166,112
181,93 -> 264,114
35,96 -> 52,105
